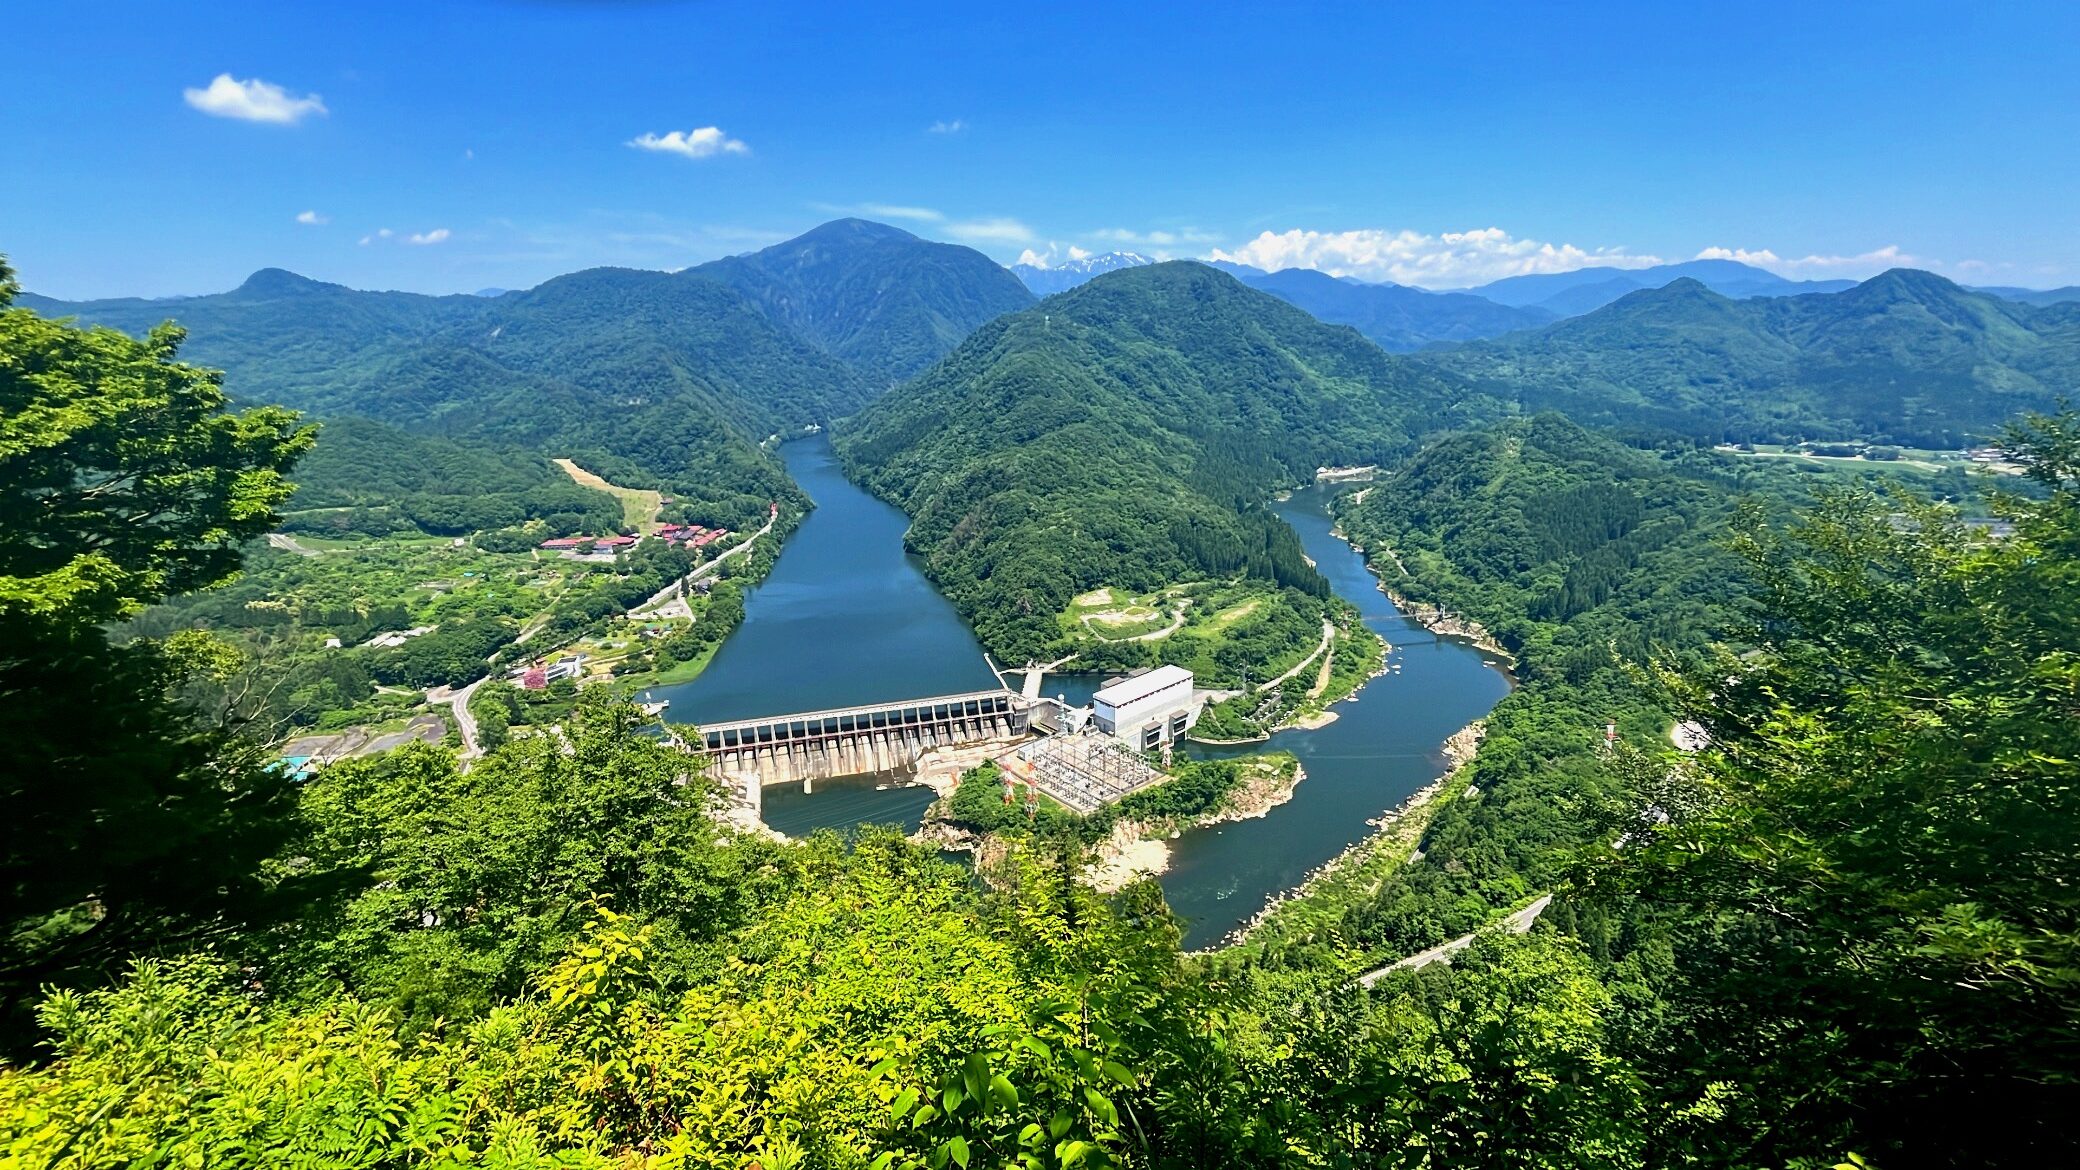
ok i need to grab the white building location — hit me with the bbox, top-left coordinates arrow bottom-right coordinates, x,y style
1091,665 -> 1199,751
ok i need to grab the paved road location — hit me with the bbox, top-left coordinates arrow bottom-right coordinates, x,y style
446,677 -> 486,761
266,533 -> 322,557
1356,894 -> 1553,986
1262,620 -> 1336,692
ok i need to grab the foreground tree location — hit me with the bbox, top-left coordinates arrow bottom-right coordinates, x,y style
1585,411 -> 2080,1166
0,257 -> 314,1040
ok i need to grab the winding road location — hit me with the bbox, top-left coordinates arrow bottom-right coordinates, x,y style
1260,619 -> 1336,692
1355,894 -> 1553,986
445,678 -> 486,760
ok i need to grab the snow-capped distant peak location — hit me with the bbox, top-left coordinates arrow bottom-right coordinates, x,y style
1010,251 -> 1155,294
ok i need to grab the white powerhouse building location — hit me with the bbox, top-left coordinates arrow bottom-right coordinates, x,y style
1091,665 -> 1199,751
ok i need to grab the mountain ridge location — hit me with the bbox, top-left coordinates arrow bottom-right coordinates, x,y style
1417,268 -> 2080,444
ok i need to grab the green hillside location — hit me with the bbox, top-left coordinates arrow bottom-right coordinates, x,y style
838,261 -> 1495,657
1421,269 -> 2080,445
692,218 -> 1036,387
282,416 -> 626,539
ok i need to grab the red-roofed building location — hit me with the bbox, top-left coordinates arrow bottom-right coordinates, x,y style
540,536 -> 585,549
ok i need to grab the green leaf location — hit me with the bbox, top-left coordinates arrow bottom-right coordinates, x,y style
891,1087 -> 920,1125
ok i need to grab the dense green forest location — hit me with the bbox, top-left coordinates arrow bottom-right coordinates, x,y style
837,262 -> 1498,658
25,265 -> 809,521
285,416 -> 627,539
1418,269 -> 2080,446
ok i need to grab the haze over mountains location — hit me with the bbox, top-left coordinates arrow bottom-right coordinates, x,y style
1459,258 -> 1859,314
1010,248 -> 2080,354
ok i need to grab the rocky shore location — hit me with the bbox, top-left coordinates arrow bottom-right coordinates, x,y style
1082,757 -> 1306,891
1385,589 -> 1514,664
1203,719 -> 1488,953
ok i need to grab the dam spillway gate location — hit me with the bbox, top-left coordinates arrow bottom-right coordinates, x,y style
689,689 -> 1028,797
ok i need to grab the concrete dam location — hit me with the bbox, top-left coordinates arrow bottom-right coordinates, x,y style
690,688 -> 1030,798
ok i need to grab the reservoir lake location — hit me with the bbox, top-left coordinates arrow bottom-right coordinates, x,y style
658,436 -> 1511,949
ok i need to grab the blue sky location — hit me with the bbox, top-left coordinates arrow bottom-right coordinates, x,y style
7,0 -> 2078,298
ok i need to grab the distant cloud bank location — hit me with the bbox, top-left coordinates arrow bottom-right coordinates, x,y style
628,127 -> 750,159
1693,244 -> 1919,276
183,74 -> 327,124
1212,227 -> 1662,287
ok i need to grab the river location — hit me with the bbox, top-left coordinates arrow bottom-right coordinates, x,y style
655,437 -> 1510,948
1158,483 -> 1510,948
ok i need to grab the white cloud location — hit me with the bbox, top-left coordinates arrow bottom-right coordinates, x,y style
1092,227 -> 1216,247
407,228 -> 451,246
1694,244 -> 1920,278
1212,226 -> 1663,287
944,217 -> 1034,243
183,74 -> 327,124
627,127 -> 750,159
295,210 -> 328,225
928,119 -> 966,134
358,228 -> 394,246
1015,248 -> 1050,269
857,203 -> 944,222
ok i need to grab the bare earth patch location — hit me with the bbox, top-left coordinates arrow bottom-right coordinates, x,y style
553,458 -> 664,534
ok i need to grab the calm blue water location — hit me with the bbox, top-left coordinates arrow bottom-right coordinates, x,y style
650,437 -> 1001,724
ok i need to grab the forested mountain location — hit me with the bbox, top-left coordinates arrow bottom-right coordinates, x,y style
15,268 -> 489,398
838,261 -> 1490,655
691,218 -> 1034,386
1008,250 -> 1152,295
29,272 -> 816,520
24,221 -> 1046,515
1214,263 -> 1555,350
1464,256 -> 1857,315
1419,269 -> 2080,445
